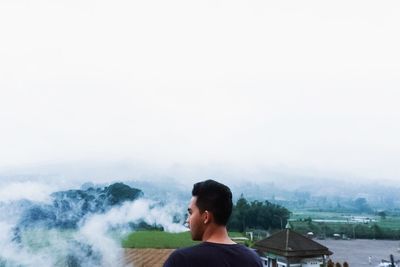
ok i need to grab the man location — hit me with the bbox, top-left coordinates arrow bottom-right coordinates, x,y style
163,179 -> 263,267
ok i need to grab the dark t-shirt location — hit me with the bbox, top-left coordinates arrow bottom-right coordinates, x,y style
163,242 -> 263,267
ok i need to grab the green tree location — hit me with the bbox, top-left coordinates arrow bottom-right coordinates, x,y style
377,211 -> 387,220
228,196 -> 290,231
353,198 -> 372,213
370,223 -> 382,239
237,195 -> 250,231
106,182 -> 143,205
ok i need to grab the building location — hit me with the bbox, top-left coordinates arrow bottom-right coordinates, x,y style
254,228 -> 333,267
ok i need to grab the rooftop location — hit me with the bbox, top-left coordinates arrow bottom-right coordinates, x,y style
124,248 -> 174,267
254,228 -> 333,258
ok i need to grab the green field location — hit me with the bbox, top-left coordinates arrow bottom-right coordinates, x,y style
121,212 -> 400,249
122,231 -> 246,249
290,211 -> 350,221
289,211 -> 400,240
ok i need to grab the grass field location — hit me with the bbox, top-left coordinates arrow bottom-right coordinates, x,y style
122,212 -> 400,249
289,211 -> 400,240
290,211 -> 349,221
122,231 -> 245,249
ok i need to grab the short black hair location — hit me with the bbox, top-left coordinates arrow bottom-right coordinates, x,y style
192,179 -> 232,225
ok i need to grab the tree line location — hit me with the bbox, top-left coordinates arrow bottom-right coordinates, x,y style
227,195 -> 291,232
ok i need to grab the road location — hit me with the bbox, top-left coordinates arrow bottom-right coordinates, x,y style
319,239 -> 400,267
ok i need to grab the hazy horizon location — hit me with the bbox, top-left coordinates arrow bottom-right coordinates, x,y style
1,159 -> 399,189
1,1 -> 400,185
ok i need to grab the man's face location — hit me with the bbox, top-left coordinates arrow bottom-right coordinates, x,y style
187,196 -> 206,241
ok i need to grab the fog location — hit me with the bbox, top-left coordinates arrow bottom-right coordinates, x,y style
1,1 -> 400,185
0,181 -> 186,267
1,1 -> 399,266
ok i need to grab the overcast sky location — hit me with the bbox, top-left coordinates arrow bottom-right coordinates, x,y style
1,1 -> 399,184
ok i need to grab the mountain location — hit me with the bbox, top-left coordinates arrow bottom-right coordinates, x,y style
15,182 -> 143,231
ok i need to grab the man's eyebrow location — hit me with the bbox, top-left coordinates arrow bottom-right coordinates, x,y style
187,208 -> 192,213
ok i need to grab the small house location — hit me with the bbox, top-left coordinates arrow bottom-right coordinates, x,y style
254,228 -> 333,267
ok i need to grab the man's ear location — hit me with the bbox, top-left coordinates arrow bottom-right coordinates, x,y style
203,210 -> 212,224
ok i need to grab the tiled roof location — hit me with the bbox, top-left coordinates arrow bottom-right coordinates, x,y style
124,248 -> 175,267
254,229 -> 332,258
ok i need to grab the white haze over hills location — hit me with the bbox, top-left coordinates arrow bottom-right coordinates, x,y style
1,160 -> 399,203
1,160 -> 398,267
1,1 -> 400,266
0,179 -> 186,267
0,0 -> 400,186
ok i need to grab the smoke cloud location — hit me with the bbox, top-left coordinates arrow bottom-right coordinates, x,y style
0,181 -> 54,203
0,183 -> 187,267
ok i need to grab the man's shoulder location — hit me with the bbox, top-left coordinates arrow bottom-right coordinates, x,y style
168,243 -> 208,258
199,242 -> 263,266
163,242 -> 262,267
170,243 -> 203,254
163,244 -> 204,267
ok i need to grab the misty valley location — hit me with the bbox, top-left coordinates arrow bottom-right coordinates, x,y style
0,182 -> 186,267
0,180 -> 399,267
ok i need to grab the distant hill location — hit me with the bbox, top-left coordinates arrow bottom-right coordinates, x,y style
15,182 -> 143,232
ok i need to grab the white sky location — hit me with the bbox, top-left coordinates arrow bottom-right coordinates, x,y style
1,0 -> 400,183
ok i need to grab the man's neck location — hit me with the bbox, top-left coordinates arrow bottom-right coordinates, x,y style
202,224 -> 236,244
